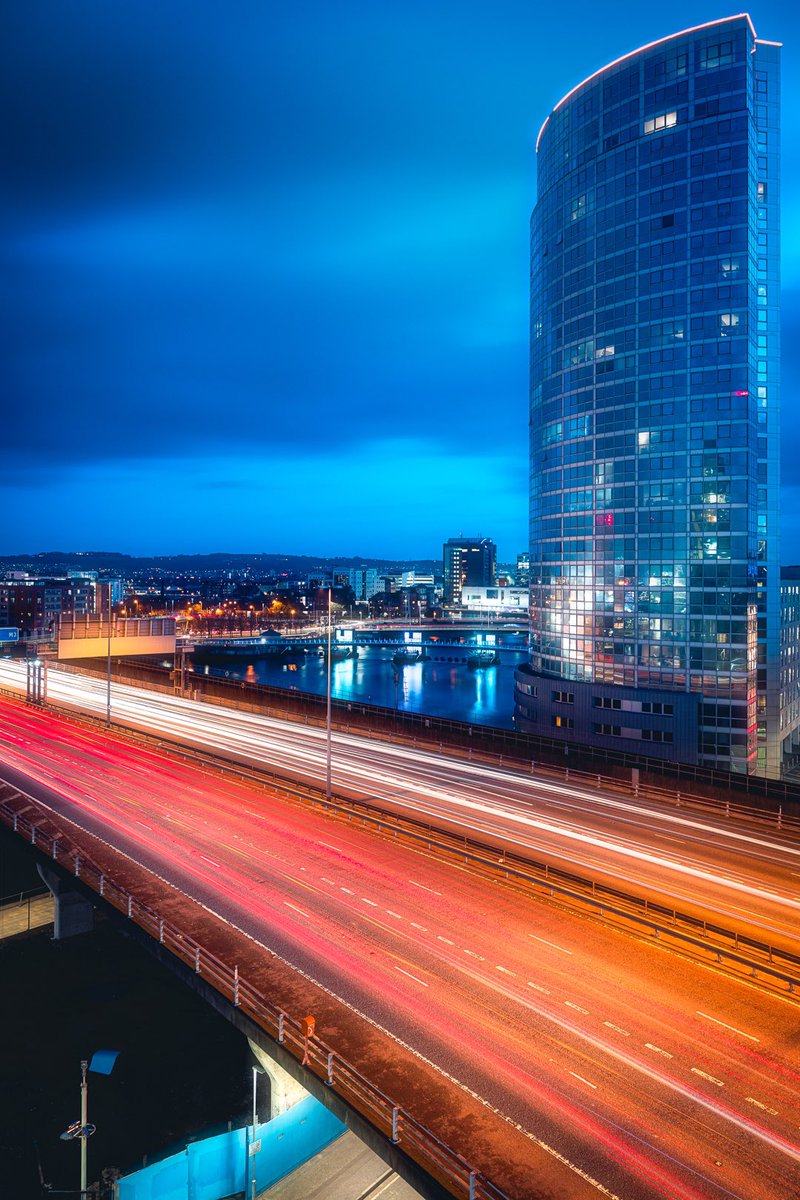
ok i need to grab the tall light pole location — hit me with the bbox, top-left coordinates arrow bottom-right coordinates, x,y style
250,1065 -> 264,1200
79,1059 -> 88,1198
105,581 -> 112,729
326,587 -> 332,805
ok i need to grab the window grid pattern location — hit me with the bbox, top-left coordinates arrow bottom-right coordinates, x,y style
526,18 -> 780,775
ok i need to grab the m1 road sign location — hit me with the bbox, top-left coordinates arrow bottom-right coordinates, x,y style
0,628 -> 19,643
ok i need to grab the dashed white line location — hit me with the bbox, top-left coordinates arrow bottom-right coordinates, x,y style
437,935 -> 455,945
320,877 -> 336,886
529,934 -> 572,955
409,880 -> 442,896
746,1097 -> 779,1116
395,966 -> 429,987
603,1022 -> 630,1037
527,981 -> 551,995
696,1012 -> 759,1042
410,921 -> 428,931
385,910 -> 402,919
318,840 -> 343,853
645,1043 -> 673,1059
362,898 -> 378,907
496,966 -> 516,976
340,887 -> 354,895
463,948 -> 485,960
691,1068 -> 725,1088
199,854 -> 219,867
569,1072 -> 598,1090
283,901 -> 310,918
565,1000 -> 590,1014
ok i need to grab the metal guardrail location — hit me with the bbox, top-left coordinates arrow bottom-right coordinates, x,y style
40,663 -> 800,833
159,745 -> 800,1000
2,680 -> 798,999
0,783 -> 509,1200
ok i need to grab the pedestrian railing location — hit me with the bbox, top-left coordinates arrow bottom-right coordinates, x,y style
0,780 -> 509,1200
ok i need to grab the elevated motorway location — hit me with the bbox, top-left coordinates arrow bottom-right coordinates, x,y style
0,694 -> 798,1200
0,660 -> 797,955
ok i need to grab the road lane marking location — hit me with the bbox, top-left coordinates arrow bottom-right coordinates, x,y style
529,934 -> 572,954
340,887 -> 354,894
283,901 -> 310,918
527,981 -> 551,994
408,880 -> 442,896
361,898 -> 378,906
645,1043 -> 673,1058
603,1022 -> 630,1037
199,854 -> 219,867
496,965 -> 516,976
564,1000 -> 590,1014
410,921 -> 427,931
437,935 -> 454,945
696,1012 -> 759,1042
463,948 -> 485,960
395,966 -> 429,987
320,877 -> 336,886
385,910 -> 402,919
569,1071 -> 598,1090
318,840 -> 343,852
691,1068 -> 725,1087
746,1097 -> 779,1116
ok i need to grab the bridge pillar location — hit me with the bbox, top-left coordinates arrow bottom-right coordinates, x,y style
37,864 -> 94,939
248,1038 -> 309,1118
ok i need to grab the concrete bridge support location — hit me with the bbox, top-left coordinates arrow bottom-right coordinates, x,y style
248,1038 -> 309,1118
37,864 -> 94,939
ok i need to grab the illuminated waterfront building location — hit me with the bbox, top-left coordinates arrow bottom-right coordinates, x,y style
443,537 -> 497,605
514,16 -> 782,775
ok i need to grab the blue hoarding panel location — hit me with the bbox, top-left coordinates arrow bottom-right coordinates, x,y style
118,1095 -> 345,1200
255,1096 -> 346,1191
118,1149 -> 187,1200
187,1127 -> 245,1200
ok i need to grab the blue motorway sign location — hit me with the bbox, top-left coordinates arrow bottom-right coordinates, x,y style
0,627 -> 19,642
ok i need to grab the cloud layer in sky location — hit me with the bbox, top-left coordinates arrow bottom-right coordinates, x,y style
2,2 -> 799,559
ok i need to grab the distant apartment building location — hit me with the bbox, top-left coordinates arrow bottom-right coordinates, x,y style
344,568 -> 381,601
515,552 -> 531,587
443,537 -> 497,605
400,570 -> 435,589
0,577 -> 98,635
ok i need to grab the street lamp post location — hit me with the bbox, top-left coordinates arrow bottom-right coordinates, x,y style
250,1065 -> 264,1200
105,581 -> 112,729
79,1059 -> 88,1198
60,1051 -> 118,1199
326,587 -> 332,805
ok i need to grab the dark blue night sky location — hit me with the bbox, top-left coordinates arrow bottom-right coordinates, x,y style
3,3 -> 800,560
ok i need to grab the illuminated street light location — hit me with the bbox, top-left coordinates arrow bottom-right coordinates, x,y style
326,587 -> 332,805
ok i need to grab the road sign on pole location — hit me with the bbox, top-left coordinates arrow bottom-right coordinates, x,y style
0,627 -> 19,642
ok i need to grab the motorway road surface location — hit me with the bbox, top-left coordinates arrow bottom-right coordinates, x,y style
1,660 -> 799,953
0,695 -> 799,1200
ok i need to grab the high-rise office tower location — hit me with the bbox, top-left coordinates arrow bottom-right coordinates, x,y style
443,537 -> 497,605
514,16 -> 781,776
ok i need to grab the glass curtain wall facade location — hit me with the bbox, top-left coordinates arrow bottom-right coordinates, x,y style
514,16 -> 782,775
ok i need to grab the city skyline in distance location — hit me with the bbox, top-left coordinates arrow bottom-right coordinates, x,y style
3,3 -> 800,562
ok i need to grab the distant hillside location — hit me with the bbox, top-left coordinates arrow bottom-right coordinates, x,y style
0,550 -> 440,574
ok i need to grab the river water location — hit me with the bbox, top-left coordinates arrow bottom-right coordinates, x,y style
198,645 -> 526,730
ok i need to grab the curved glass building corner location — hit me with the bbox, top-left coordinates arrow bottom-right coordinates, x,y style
515,15 -> 781,775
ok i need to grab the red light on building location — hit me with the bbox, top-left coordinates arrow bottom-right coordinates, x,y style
733,390 -> 749,396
